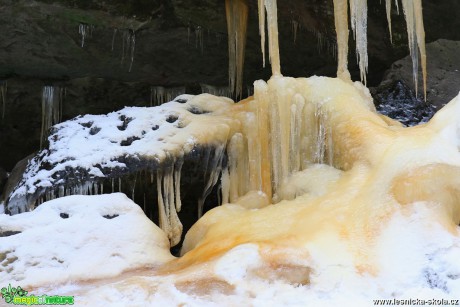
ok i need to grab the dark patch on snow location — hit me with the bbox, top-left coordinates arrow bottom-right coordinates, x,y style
103,214 -> 119,219
424,268 -> 448,291
175,98 -> 188,104
187,106 -> 210,115
152,125 -> 159,131
0,230 -> 21,237
120,136 -> 141,146
166,115 -> 179,123
79,121 -> 94,128
89,126 -> 101,135
59,212 -> 69,219
117,115 -> 133,131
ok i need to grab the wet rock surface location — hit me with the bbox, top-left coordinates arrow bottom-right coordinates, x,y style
373,80 -> 436,127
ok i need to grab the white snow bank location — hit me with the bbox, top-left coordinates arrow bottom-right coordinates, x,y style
0,193 -> 173,288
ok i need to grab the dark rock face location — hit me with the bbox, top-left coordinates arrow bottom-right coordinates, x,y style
378,39 -> 460,110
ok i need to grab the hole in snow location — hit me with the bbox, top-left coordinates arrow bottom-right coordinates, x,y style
60,213 -> 69,219
188,106 -> 210,115
152,125 -> 159,131
120,136 -> 141,146
0,230 -> 21,237
175,98 -> 188,104
166,115 -> 179,123
79,121 -> 93,128
103,214 -> 119,219
117,115 -> 133,131
89,127 -> 101,135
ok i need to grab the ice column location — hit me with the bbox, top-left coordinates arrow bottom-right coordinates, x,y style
333,0 -> 351,81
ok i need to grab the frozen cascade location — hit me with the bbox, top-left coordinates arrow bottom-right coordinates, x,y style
78,23 -> 93,48
150,86 -> 186,106
1,80 -> 6,121
40,85 -> 65,149
225,0 -> 249,99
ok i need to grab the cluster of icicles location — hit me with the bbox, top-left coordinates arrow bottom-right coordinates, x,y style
15,0 -> 429,248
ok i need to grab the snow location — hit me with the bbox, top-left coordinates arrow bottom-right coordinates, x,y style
7,93 -> 238,213
0,193 -> 173,288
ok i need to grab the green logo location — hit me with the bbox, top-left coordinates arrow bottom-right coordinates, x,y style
1,284 -> 74,305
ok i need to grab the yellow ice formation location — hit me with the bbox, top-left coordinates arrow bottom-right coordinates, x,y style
168,0 -> 457,280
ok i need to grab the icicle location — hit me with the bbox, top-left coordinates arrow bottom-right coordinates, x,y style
111,28 -> 118,51
156,165 -> 183,246
333,0 -> 351,81
291,19 -> 299,44
40,86 -> 63,149
195,26 -> 203,54
258,0 -> 266,67
78,24 -> 93,48
151,86 -> 186,105
120,29 -> 136,72
401,0 -> 427,100
259,0 -> 281,76
174,156 -> 184,212
226,133 -> 249,202
198,144 -> 227,217
225,0 -> 248,99
349,0 -> 368,84
385,0 -> 393,43
1,81 -> 7,121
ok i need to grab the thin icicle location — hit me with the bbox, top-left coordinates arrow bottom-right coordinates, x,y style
258,0 -> 266,67
195,26 -> 204,54
40,86 -> 64,149
349,0 -> 368,85
264,0 -> 281,75
79,24 -> 93,48
401,0 -> 427,99
226,0 -> 249,99
1,81 -> 7,121
385,0 -> 393,43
